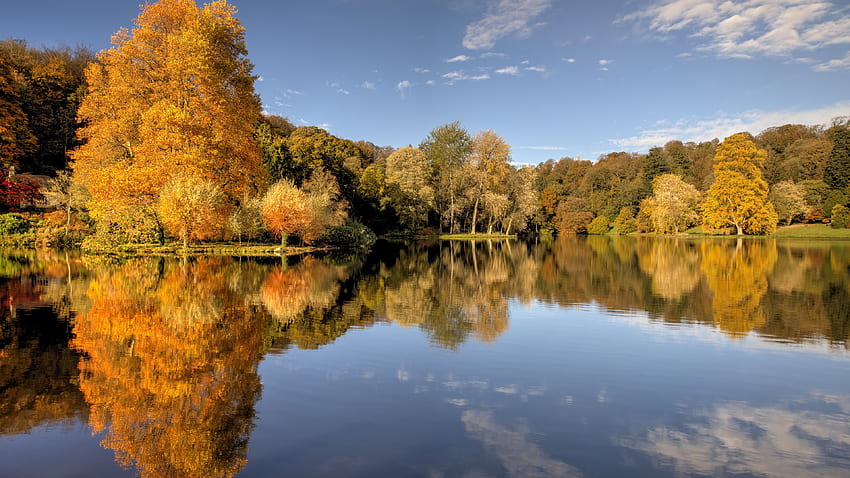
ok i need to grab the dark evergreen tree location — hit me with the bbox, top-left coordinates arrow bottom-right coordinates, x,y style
824,126 -> 850,190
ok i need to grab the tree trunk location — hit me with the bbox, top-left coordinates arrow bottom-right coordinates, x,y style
281,232 -> 288,247
470,197 -> 479,234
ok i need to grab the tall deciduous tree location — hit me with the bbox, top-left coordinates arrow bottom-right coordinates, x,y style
702,133 -> 778,235
384,146 -> 434,231
466,130 -> 512,234
642,173 -> 701,234
420,122 -> 471,233
0,55 -> 36,168
72,0 -> 264,236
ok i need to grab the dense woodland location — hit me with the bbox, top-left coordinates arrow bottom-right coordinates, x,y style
1,0 -> 849,248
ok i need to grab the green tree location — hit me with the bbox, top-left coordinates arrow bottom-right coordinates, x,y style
420,122 -> 471,233
587,215 -> 610,235
384,146 -> 433,231
831,204 -> 850,229
824,125 -> 850,190
702,133 -> 778,235
641,147 -> 670,196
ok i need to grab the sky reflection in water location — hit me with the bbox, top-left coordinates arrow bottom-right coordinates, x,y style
0,236 -> 848,477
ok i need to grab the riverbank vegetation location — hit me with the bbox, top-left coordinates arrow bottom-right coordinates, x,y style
1,0 -> 849,252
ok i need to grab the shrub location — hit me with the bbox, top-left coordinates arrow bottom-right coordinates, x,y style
0,213 -> 30,235
587,215 -> 610,235
315,220 -> 376,249
831,204 -> 850,229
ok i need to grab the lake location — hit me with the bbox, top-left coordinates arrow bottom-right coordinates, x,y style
1,236 -> 849,477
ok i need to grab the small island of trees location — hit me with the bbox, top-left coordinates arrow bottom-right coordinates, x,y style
1,0 -> 849,252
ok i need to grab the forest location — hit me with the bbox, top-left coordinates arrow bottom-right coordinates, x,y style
1,0 -> 850,250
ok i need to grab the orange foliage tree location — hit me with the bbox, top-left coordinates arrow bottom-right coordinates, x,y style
72,0 -> 265,239
260,179 -> 310,246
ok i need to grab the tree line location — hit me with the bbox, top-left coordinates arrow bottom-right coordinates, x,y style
1,0 -> 849,247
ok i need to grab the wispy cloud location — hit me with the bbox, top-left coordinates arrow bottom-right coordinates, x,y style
326,81 -> 350,95
621,0 -> 850,69
563,57 -> 576,63
396,80 -> 412,97
443,71 -> 491,83
598,59 -> 612,66
610,101 -> 850,150
360,81 -> 376,90
446,55 -> 473,62
814,50 -> 850,71
414,67 -> 431,73
481,52 -> 507,58
283,88 -> 302,98
526,65 -> 546,72
463,0 -> 552,50
495,66 -> 520,75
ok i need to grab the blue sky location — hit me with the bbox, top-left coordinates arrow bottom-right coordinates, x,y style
3,0 -> 849,164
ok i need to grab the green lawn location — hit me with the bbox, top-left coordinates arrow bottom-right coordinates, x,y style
772,224 -> 850,238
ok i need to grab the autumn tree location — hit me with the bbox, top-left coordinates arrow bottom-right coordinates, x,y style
260,179 -> 310,246
72,0 -> 264,239
642,173 -> 702,234
0,55 -> 37,169
384,146 -> 434,231
769,181 -> 808,226
156,176 -> 224,249
702,133 -> 778,235
465,130 -> 512,234
226,193 -> 265,244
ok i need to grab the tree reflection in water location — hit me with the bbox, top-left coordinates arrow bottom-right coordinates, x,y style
0,236 -> 849,476
72,257 -> 266,478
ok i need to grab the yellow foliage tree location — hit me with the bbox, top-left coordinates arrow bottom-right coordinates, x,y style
156,176 -> 225,248
702,133 -> 778,235
72,0 -> 265,237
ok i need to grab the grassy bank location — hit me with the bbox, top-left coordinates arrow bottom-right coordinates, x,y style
772,224 -> 850,238
82,241 -> 328,257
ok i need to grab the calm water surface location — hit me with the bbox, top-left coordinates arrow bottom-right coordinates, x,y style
1,236 -> 849,477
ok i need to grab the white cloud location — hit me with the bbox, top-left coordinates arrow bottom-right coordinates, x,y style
326,81 -> 350,95
814,50 -> 850,71
463,0 -> 553,50
563,57 -> 576,63
425,80 -> 436,86
361,81 -> 376,89
481,52 -> 507,58
495,66 -> 520,75
283,88 -> 302,98
414,67 -> 431,73
396,80 -> 412,97
443,71 -> 491,83
610,101 -> 850,150
598,59 -> 612,65
526,65 -> 546,72
622,0 -> 850,68
446,55 -> 473,62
